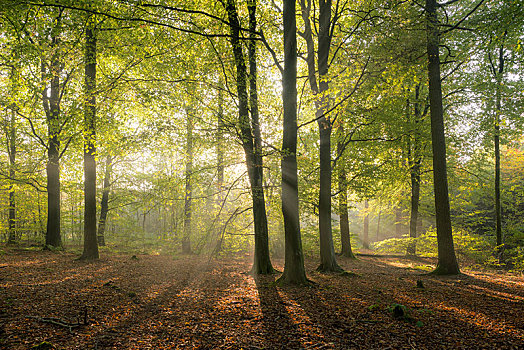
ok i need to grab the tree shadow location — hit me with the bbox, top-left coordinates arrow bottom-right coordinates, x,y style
254,274 -> 303,349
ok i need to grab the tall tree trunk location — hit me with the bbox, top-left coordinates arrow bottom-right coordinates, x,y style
278,0 -> 308,285
407,86 -> 422,256
300,0 -> 341,272
97,155 -> 112,246
492,34 -> 505,251
363,200 -> 369,249
217,80 -> 224,196
215,80 -> 225,254
7,103 -> 16,244
43,28 -> 62,249
337,125 -> 354,258
225,0 -> 273,273
426,0 -> 459,275
182,110 -> 193,254
248,0 -> 274,274
81,18 -> 99,260
408,166 -> 421,255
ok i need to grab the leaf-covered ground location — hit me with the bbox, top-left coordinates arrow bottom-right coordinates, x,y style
0,248 -> 523,349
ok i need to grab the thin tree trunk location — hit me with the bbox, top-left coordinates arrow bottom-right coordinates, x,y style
363,200 -> 369,249
215,80 -> 225,253
7,52 -> 19,244
426,0 -> 459,275
97,155 -> 112,246
492,34 -> 505,251
278,0 -> 308,285
337,125 -> 354,258
81,18 -> 99,260
182,110 -> 193,254
407,86 -> 422,256
217,80 -> 224,196
7,108 -> 16,244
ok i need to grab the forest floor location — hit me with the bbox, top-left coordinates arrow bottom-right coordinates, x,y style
0,247 -> 523,349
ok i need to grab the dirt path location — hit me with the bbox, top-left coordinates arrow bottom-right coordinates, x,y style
0,249 -> 522,349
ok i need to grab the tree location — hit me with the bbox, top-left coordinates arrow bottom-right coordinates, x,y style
407,85 -> 426,256
425,0 -> 459,275
81,13 -> 99,260
336,124 -> 355,258
97,155 -> 112,246
278,0 -> 308,285
299,0 -> 342,272
182,107 -> 193,254
42,8 -> 65,249
224,0 -> 274,274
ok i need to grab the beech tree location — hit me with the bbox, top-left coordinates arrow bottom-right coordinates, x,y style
278,0 -> 308,285
81,13 -> 99,260
425,0 -> 460,275
298,0 -> 342,272
224,0 -> 274,274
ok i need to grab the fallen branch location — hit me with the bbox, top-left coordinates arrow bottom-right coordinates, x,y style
27,308 -> 88,332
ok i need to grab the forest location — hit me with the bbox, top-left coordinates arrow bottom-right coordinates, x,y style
0,0 -> 523,349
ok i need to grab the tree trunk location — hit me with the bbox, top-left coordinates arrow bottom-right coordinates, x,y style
408,167 -> 421,255
182,110 -> 193,254
217,80 -> 224,195
407,86 -> 422,256
363,200 -> 369,249
215,80 -> 225,253
337,125 -> 354,258
7,108 -> 16,244
248,0 -> 274,274
97,155 -> 112,246
225,0 -> 274,274
299,0 -> 341,272
318,123 -> 341,271
493,35 -> 505,251
278,0 -> 308,285
426,0 -> 459,275
43,30 -> 62,249
81,19 -> 99,260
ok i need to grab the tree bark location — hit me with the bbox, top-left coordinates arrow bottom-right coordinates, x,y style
248,0 -> 274,274
217,80 -> 224,195
407,86 -> 422,256
7,107 -> 16,244
493,35 -> 505,250
7,54 -> 18,244
337,125 -> 354,258
43,28 -> 62,249
182,109 -> 193,254
278,0 -> 308,285
225,0 -> 274,274
215,79 -> 225,253
300,0 -> 341,272
81,19 -> 99,260
97,155 -> 112,246
426,0 -> 459,275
